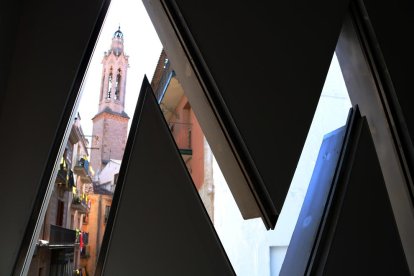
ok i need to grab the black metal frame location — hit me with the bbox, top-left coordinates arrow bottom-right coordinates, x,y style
335,2 -> 414,271
11,0 -> 112,274
3,0 -> 414,274
160,0 -> 276,229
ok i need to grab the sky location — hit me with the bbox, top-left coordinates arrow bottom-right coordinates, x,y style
77,0 -> 163,145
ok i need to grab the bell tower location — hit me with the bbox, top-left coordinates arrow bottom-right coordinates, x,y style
98,26 -> 128,113
90,27 -> 130,175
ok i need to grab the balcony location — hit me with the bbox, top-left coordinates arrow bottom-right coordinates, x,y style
55,168 -> 74,192
82,232 -> 89,245
80,245 -> 90,259
71,194 -> 89,214
73,158 -> 92,183
49,224 -> 76,248
153,54 -> 175,102
169,122 -> 192,156
55,168 -> 67,185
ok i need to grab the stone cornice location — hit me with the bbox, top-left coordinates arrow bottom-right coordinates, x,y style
92,107 -> 130,121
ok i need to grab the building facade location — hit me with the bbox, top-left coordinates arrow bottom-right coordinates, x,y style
151,50 -> 215,220
28,114 -> 92,276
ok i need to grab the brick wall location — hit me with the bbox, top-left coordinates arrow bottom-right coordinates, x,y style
90,112 -> 128,175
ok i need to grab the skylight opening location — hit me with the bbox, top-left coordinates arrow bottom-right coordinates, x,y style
156,51 -> 351,276
26,0 -> 162,275
213,53 -> 351,276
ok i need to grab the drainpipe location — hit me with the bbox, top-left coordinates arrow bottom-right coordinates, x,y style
96,195 -> 102,264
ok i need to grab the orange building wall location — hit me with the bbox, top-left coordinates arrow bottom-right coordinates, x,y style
81,194 -> 112,276
171,96 -> 205,190
190,109 -> 205,190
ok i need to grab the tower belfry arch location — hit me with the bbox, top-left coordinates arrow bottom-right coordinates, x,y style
90,27 -> 130,175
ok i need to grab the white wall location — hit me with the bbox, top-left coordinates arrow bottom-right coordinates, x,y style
97,160 -> 121,185
270,246 -> 288,276
212,54 -> 351,276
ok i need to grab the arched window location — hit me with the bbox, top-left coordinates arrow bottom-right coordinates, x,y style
115,69 -> 121,100
107,69 -> 113,99
100,73 -> 105,101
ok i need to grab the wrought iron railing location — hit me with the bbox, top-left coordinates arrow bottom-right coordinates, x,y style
55,168 -> 75,191
73,158 -> 91,181
80,245 -> 90,258
72,193 -> 89,213
49,225 -> 76,245
77,158 -> 89,172
169,122 -> 192,154
79,232 -> 90,258
153,56 -> 175,102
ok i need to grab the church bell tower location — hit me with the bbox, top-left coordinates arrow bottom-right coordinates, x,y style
90,27 -> 130,175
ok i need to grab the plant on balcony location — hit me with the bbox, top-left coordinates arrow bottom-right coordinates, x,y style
72,193 -> 89,211
78,157 -> 90,171
72,194 -> 82,204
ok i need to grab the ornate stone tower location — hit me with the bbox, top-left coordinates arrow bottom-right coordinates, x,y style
90,27 -> 130,175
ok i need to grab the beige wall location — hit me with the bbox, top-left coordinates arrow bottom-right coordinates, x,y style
27,248 -> 51,276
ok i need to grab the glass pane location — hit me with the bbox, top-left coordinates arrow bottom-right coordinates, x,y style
27,0 -> 162,275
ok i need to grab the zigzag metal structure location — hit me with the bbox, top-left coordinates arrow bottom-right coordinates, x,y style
1,0 -> 414,274
95,77 -> 235,275
281,108 -> 409,275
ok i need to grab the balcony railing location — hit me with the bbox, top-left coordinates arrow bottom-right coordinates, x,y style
153,55 -> 175,102
55,168 -> 67,185
49,225 -> 76,247
73,158 -> 92,183
75,231 -> 89,244
80,245 -> 90,258
82,232 -> 89,245
71,193 -> 89,214
169,122 -> 192,155
78,231 -> 90,258
55,168 -> 75,191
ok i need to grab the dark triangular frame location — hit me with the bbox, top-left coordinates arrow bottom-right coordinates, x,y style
94,76 -> 235,275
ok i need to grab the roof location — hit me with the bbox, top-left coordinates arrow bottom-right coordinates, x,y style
92,107 -> 130,120
150,50 -> 167,92
93,182 -> 114,195
113,26 -> 123,39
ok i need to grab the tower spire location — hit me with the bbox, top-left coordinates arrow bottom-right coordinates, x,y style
97,27 -> 129,114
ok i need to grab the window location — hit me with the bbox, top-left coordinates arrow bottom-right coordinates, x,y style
83,214 -> 89,224
100,74 -> 106,101
56,200 -> 64,227
70,214 -> 74,229
115,69 -> 121,100
107,70 -> 113,99
104,205 -> 111,224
